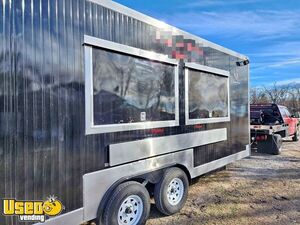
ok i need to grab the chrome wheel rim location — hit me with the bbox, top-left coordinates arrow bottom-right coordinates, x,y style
166,178 -> 184,205
118,195 -> 143,225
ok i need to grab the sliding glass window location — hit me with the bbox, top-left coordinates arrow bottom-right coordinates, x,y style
185,63 -> 230,125
84,36 -> 179,134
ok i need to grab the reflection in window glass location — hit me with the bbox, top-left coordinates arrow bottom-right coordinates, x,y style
92,47 -> 176,125
188,70 -> 228,119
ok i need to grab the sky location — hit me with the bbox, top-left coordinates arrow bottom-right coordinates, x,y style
114,0 -> 300,87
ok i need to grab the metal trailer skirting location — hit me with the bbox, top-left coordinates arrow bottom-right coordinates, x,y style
34,208 -> 84,225
109,128 -> 227,166
34,144 -> 250,225
83,145 -> 251,222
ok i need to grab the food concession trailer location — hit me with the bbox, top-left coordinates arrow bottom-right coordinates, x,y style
0,0 -> 250,224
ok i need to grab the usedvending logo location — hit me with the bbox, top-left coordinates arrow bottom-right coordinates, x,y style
2,195 -> 64,222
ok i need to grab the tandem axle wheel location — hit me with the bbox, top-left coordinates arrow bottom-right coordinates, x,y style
99,167 -> 189,225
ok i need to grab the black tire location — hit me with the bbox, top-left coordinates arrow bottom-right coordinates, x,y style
102,181 -> 150,225
272,134 -> 282,155
292,126 -> 299,142
257,134 -> 282,155
154,167 -> 189,215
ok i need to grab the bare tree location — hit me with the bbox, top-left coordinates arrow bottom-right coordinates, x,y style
286,84 -> 300,112
251,82 -> 300,115
262,82 -> 289,104
250,87 -> 269,104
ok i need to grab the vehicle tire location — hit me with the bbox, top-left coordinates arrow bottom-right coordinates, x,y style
272,134 -> 282,155
257,134 -> 282,155
292,126 -> 299,142
102,181 -> 150,225
154,167 -> 189,215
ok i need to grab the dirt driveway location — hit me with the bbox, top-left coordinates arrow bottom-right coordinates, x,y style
147,139 -> 300,225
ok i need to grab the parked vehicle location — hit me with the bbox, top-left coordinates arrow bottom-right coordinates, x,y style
250,104 -> 299,154
0,1 -> 250,225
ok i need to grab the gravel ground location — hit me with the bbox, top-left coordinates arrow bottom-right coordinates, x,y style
147,139 -> 300,225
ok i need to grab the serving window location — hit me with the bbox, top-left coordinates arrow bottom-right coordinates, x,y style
84,35 -> 179,134
185,63 -> 230,125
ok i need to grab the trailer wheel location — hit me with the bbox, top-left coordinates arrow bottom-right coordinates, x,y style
154,167 -> 189,215
292,127 -> 299,142
102,181 -> 150,225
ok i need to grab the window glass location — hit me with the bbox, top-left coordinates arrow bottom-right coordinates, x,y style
279,107 -> 286,117
284,108 -> 291,117
188,70 -> 228,119
92,47 -> 176,125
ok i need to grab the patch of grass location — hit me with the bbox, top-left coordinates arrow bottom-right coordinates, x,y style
204,203 -> 241,218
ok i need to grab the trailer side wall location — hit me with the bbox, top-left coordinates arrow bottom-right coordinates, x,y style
0,1 -> 249,224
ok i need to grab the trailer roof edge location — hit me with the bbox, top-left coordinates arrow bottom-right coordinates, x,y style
88,0 -> 248,60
